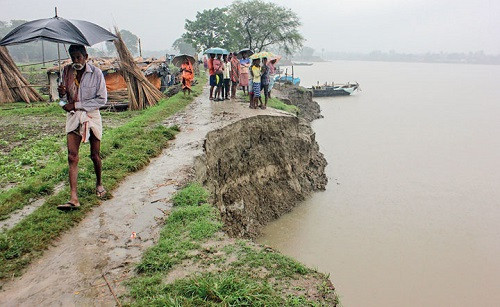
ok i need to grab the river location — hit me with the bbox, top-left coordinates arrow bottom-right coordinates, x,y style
257,61 -> 500,307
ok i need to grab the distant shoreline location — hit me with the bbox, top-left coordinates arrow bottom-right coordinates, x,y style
286,58 -> 500,66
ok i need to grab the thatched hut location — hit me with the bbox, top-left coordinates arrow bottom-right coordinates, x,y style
46,56 -> 168,102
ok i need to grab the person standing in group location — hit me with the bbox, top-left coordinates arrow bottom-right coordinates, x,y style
250,58 -> 262,109
222,54 -> 231,100
230,52 -> 240,99
267,58 -> 277,98
213,53 -> 224,101
208,54 -> 216,100
56,44 -> 107,210
260,57 -> 270,109
239,53 -> 251,95
203,57 -> 208,71
180,58 -> 194,95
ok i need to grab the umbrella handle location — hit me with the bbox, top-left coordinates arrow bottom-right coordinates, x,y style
57,43 -> 62,85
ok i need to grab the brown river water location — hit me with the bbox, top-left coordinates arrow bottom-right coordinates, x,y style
257,61 -> 500,307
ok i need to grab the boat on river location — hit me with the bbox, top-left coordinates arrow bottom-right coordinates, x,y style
309,82 -> 359,97
275,75 -> 301,86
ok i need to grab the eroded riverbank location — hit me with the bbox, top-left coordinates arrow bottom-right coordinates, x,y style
0,85 -> 336,306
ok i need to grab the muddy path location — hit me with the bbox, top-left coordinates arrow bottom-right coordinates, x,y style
0,87 -> 289,306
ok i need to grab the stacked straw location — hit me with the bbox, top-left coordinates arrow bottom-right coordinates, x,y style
0,46 -> 45,103
113,27 -> 164,110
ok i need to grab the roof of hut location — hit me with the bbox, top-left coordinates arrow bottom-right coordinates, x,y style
47,56 -> 166,76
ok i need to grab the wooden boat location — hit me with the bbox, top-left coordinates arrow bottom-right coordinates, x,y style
275,75 -> 301,86
292,62 -> 313,66
309,82 -> 359,97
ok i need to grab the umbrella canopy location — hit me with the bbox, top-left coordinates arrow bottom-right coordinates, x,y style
237,48 -> 253,59
0,16 -> 117,46
172,54 -> 195,67
269,55 -> 282,64
0,14 -> 117,85
203,47 -> 229,55
250,51 -> 275,60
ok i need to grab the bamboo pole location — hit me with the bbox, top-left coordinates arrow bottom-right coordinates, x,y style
113,27 -> 163,110
0,46 -> 45,103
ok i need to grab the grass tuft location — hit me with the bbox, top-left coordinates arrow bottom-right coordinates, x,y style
172,183 -> 209,207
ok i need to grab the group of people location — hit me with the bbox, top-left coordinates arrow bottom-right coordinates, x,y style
204,52 -> 277,109
54,46 -> 278,210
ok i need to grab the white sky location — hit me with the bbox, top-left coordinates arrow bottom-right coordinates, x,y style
1,0 -> 499,54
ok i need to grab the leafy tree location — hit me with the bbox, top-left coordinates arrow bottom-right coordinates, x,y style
172,37 -> 196,55
182,8 -> 241,52
0,19 -> 62,62
230,0 -> 303,55
105,41 -> 116,56
105,29 -> 139,56
119,29 -> 139,56
295,46 -> 315,59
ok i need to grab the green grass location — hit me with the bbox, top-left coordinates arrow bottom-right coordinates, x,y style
129,271 -> 284,306
267,97 -> 300,114
125,184 -> 337,306
237,92 -> 300,115
0,75 -> 205,281
230,242 -> 310,279
172,182 -> 210,207
135,203 -> 222,275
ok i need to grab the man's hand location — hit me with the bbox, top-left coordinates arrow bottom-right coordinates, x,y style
62,102 -> 75,112
58,84 -> 66,97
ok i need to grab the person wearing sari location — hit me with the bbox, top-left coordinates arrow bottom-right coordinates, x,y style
230,52 -> 240,99
239,53 -> 251,95
267,59 -> 277,98
180,59 -> 194,95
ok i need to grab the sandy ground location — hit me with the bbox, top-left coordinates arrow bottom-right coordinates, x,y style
0,87 -> 289,306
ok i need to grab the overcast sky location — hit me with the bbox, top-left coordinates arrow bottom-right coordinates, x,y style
1,0 -> 499,54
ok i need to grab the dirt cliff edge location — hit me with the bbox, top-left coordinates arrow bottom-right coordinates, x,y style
197,114 -> 327,237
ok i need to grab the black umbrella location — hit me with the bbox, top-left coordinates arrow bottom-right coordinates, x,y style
0,9 -> 117,81
172,54 -> 195,67
237,48 -> 253,59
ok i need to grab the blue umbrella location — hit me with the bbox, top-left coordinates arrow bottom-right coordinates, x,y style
0,9 -> 117,81
203,47 -> 229,55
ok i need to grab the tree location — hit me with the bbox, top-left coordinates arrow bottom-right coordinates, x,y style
182,8 -> 241,52
230,0 -> 303,55
296,46 -> 315,59
0,19 -> 61,62
119,29 -> 139,56
172,37 -> 196,55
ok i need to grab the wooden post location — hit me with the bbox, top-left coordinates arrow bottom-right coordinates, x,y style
57,43 -> 61,84
284,68 -> 288,88
292,65 -> 294,83
41,40 -> 45,67
138,38 -> 142,58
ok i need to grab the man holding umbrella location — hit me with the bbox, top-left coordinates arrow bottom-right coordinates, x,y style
0,12 -> 116,210
57,45 -> 107,210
